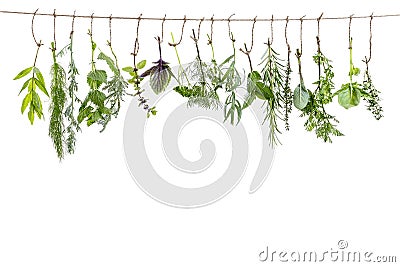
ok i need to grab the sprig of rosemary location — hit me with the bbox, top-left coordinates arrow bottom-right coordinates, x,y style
14,46 -> 49,125
49,42 -> 67,160
259,40 -> 287,147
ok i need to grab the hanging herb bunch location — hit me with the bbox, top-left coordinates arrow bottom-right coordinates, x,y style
60,13 -> 81,155
172,19 -> 222,111
78,16 -> 111,127
48,15 -> 68,160
361,15 -> 383,120
123,15 -> 157,117
14,10 -> 49,125
334,16 -> 383,118
12,12 -> 386,159
297,15 -> 343,142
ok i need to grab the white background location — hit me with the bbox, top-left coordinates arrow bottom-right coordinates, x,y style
0,0 -> 399,266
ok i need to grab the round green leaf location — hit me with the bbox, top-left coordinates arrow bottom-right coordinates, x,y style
293,84 -> 310,110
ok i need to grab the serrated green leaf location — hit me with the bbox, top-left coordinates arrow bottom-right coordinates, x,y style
14,67 -> 33,80
21,93 -> 32,114
87,70 -> 107,89
293,84 -> 310,110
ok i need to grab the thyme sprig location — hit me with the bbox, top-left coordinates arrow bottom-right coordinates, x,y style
362,63 -> 383,120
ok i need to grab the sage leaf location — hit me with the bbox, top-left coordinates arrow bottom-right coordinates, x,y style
293,83 -> 310,110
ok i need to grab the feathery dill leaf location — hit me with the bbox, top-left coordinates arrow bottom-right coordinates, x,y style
49,42 -> 67,160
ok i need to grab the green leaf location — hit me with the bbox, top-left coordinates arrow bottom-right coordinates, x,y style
31,91 -> 42,112
122,66 -> 135,73
98,52 -> 118,75
219,55 -> 234,67
27,78 -> 36,92
293,83 -> 310,110
28,105 -> 35,125
18,79 -> 31,95
137,60 -> 146,69
89,90 -> 107,106
34,67 -> 45,87
21,93 -> 32,114
34,78 -> 49,97
338,85 -> 361,109
87,70 -> 107,89
14,67 -> 33,80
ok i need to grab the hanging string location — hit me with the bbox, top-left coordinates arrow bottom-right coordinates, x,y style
108,14 -> 112,45
197,17 -> 205,42
285,16 -> 290,53
227,13 -> 235,42
70,10 -> 76,39
31,9 -> 42,47
4,10 -> 399,21
168,15 -> 186,47
299,15 -> 306,54
207,15 -> 214,45
239,16 -> 257,71
160,14 -> 166,43
89,13 -> 94,36
317,12 -> 323,52
269,14 -> 274,44
52,9 -> 57,51
365,13 -> 373,63
348,14 -> 354,47
131,14 -> 142,67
